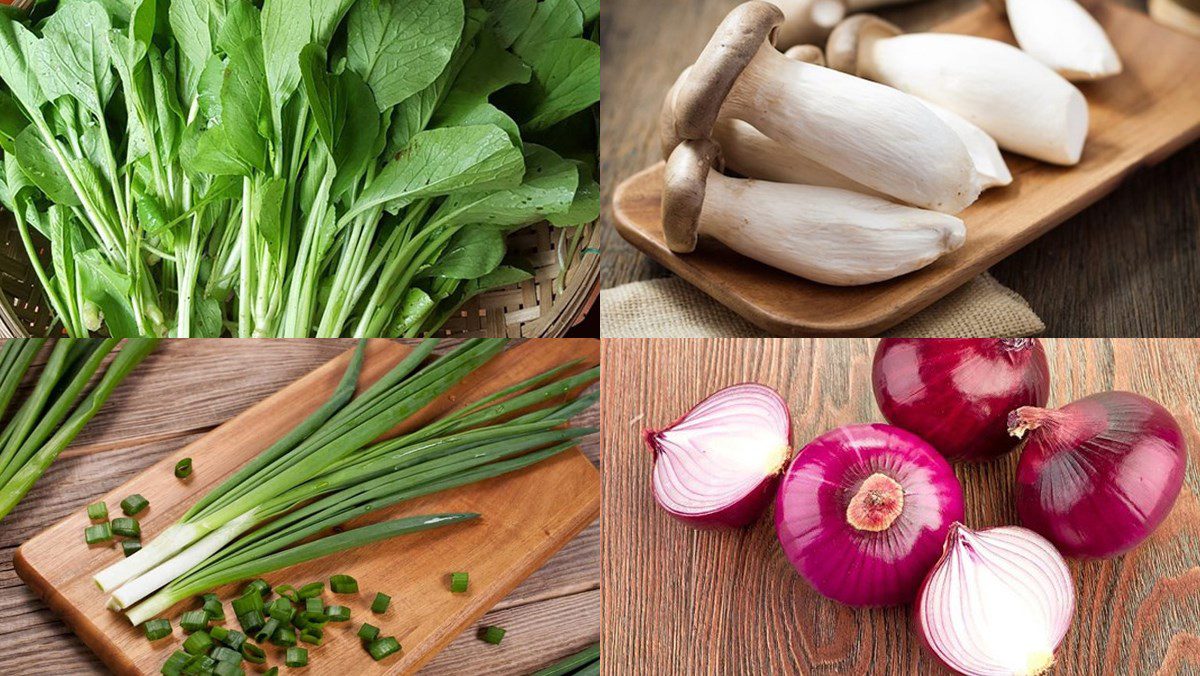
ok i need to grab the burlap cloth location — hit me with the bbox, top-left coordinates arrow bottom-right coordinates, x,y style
601,274 -> 1044,337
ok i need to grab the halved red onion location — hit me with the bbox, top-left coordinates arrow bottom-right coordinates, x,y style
646,383 -> 791,528
916,524 -> 1075,676
873,338 -> 1050,462
1010,391 -> 1188,558
774,424 -> 964,606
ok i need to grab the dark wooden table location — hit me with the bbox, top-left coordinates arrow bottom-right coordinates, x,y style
0,340 -> 599,675
601,338 -> 1200,673
600,0 -> 1200,337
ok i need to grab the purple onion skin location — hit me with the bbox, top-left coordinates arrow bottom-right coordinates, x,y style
1015,391 -> 1188,558
873,338 -> 1050,463
774,424 -> 965,607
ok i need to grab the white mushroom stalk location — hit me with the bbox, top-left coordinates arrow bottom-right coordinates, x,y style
992,0 -> 1122,81
669,2 -> 981,214
827,15 -> 1090,166
918,101 -> 1012,189
770,0 -> 847,49
1149,0 -> 1200,39
662,139 -> 967,286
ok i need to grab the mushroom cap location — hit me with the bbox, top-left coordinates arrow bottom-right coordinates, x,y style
673,1 -> 784,142
783,44 -> 827,66
659,69 -> 688,160
662,139 -> 721,254
825,14 -> 903,75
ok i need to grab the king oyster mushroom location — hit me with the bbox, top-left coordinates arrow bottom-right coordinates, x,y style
662,139 -> 967,286
1148,0 -> 1200,39
669,1 -> 981,214
989,0 -> 1122,81
827,14 -> 1089,165
770,0 -> 847,49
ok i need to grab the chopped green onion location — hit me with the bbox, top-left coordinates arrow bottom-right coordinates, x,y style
271,625 -> 297,647
122,540 -> 143,557
218,629 -> 246,651
357,623 -> 380,642
143,618 -> 172,641
254,618 -> 280,643
231,593 -> 262,616
240,642 -> 265,664
244,579 -> 271,599
285,647 -> 308,667
274,585 -> 298,602
367,636 -> 401,661
450,572 -> 469,593
371,592 -> 390,614
236,610 -> 264,634
87,502 -> 108,521
325,605 -> 350,622
209,626 -> 229,642
300,610 -> 328,626
111,517 -> 141,539
296,582 -> 324,599
263,668 -> 278,676
268,598 -> 295,622
161,650 -> 191,676
304,597 -> 323,614
174,458 -> 192,479
209,646 -> 241,663
202,594 -> 225,621
329,574 -> 358,594
121,494 -> 149,516
180,609 -> 209,633
212,661 -> 243,676
182,630 -> 213,655
481,625 -> 506,645
85,523 -> 113,545
299,628 -> 323,646
182,655 -> 216,675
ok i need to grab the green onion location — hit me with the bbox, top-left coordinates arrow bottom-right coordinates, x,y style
240,642 -> 265,664
111,517 -> 141,539
450,572 -> 469,593
263,668 -> 278,676
85,523 -> 113,545
121,494 -> 149,516
330,574 -> 358,594
174,458 -> 193,479
236,610 -> 264,634
209,626 -> 230,642
209,646 -> 241,663
182,630 -> 213,655
161,650 -> 191,676
231,593 -> 262,616
253,618 -> 280,643
202,594 -> 225,621
143,618 -> 172,641
272,626 -> 297,647
299,627 -> 323,645
304,597 -> 323,614
244,579 -> 271,599
274,585 -> 299,602
357,623 -> 379,642
212,660 -> 243,676
325,605 -> 350,622
297,582 -> 323,599
268,598 -> 295,622
481,626 -> 506,645
219,630 -> 246,651
531,643 -> 601,676
122,541 -> 143,557
87,501 -> 108,521
285,647 -> 308,667
180,610 -> 209,633
183,655 -> 215,675
367,637 -> 401,661
371,592 -> 390,613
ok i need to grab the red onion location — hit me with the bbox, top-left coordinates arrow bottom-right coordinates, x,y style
1010,391 -> 1188,558
646,383 -> 792,528
916,524 -> 1075,676
774,424 -> 964,606
873,338 -> 1050,462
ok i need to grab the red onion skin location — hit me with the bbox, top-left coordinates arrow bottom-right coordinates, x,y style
774,423 -> 965,607
1014,391 -> 1188,558
873,338 -> 1050,463
646,383 -> 792,529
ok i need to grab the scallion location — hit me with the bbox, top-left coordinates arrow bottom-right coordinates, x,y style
254,618 -> 280,643
481,625 -> 506,645
357,623 -> 380,642
285,647 -> 308,667
161,650 -> 191,676
274,585 -> 299,602
263,668 -> 278,676
325,605 -> 350,622
298,628 -> 323,646
268,598 -> 295,622
88,501 -> 108,521
329,574 -> 358,594
122,541 -> 143,557
244,579 -> 271,599
296,582 -> 323,599
85,523 -> 113,545
209,646 -> 241,663
121,494 -> 149,516
143,618 -> 172,641
202,594 -> 225,621
272,626 -> 297,647
174,458 -> 192,479
111,517 -> 141,539
180,609 -> 209,633
236,610 -> 264,634
240,643 -> 265,664
212,660 -> 243,676
219,630 -> 246,651
370,592 -> 390,614
367,636 -> 401,661
231,593 -> 262,617
182,630 -> 213,655
450,572 -> 469,593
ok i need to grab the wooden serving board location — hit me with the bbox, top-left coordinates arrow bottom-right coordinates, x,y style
13,339 -> 601,675
612,1 -> 1200,336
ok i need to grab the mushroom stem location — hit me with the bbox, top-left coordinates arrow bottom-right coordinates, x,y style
918,101 -> 1012,189
663,140 -> 966,287
1149,0 -> 1200,39
1001,0 -> 1122,81
770,0 -> 847,49
829,17 -> 1089,165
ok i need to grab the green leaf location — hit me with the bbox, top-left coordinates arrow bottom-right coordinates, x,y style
515,38 -> 599,131
434,93 -> 521,147
512,0 -> 583,57
255,177 -> 286,254
219,33 -> 269,172
13,126 -> 79,205
168,0 -> 227,97
261,0 -> 355,115
574,0 -> 599,24
428,227 -> 506,280
452,30 -> 531,99
480,0 -> 536,49
472,264 -> 534,291
547,159 -> 598,227
0,12 -> 46,113
0,89 -> 29,153
76,248 -> 140,337
193,296 -> 224,337
393,288 -> 435,335
298,44 -> 381,199
35,1 -> 117,118
346,0 -> 464,112
354,124 -> 524,217
431,143 -> 577,230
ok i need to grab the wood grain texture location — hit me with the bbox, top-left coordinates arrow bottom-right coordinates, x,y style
0,339 -> 600,676
600,0 -> 1200,337
601,338 -> 1200,673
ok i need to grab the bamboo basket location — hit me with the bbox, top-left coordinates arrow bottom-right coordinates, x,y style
0,214 -> 599,338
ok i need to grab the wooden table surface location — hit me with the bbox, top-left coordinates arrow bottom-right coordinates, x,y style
601,338 -> 1200,673
0,340 -> 599,675
599,0 -> 1200,337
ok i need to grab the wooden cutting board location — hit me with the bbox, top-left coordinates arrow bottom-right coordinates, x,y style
612,1 -> 1200,336
13,339 -> 601,675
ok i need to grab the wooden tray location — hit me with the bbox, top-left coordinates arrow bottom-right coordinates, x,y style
13,339 -> 601,675
612,1 -> 1200,336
